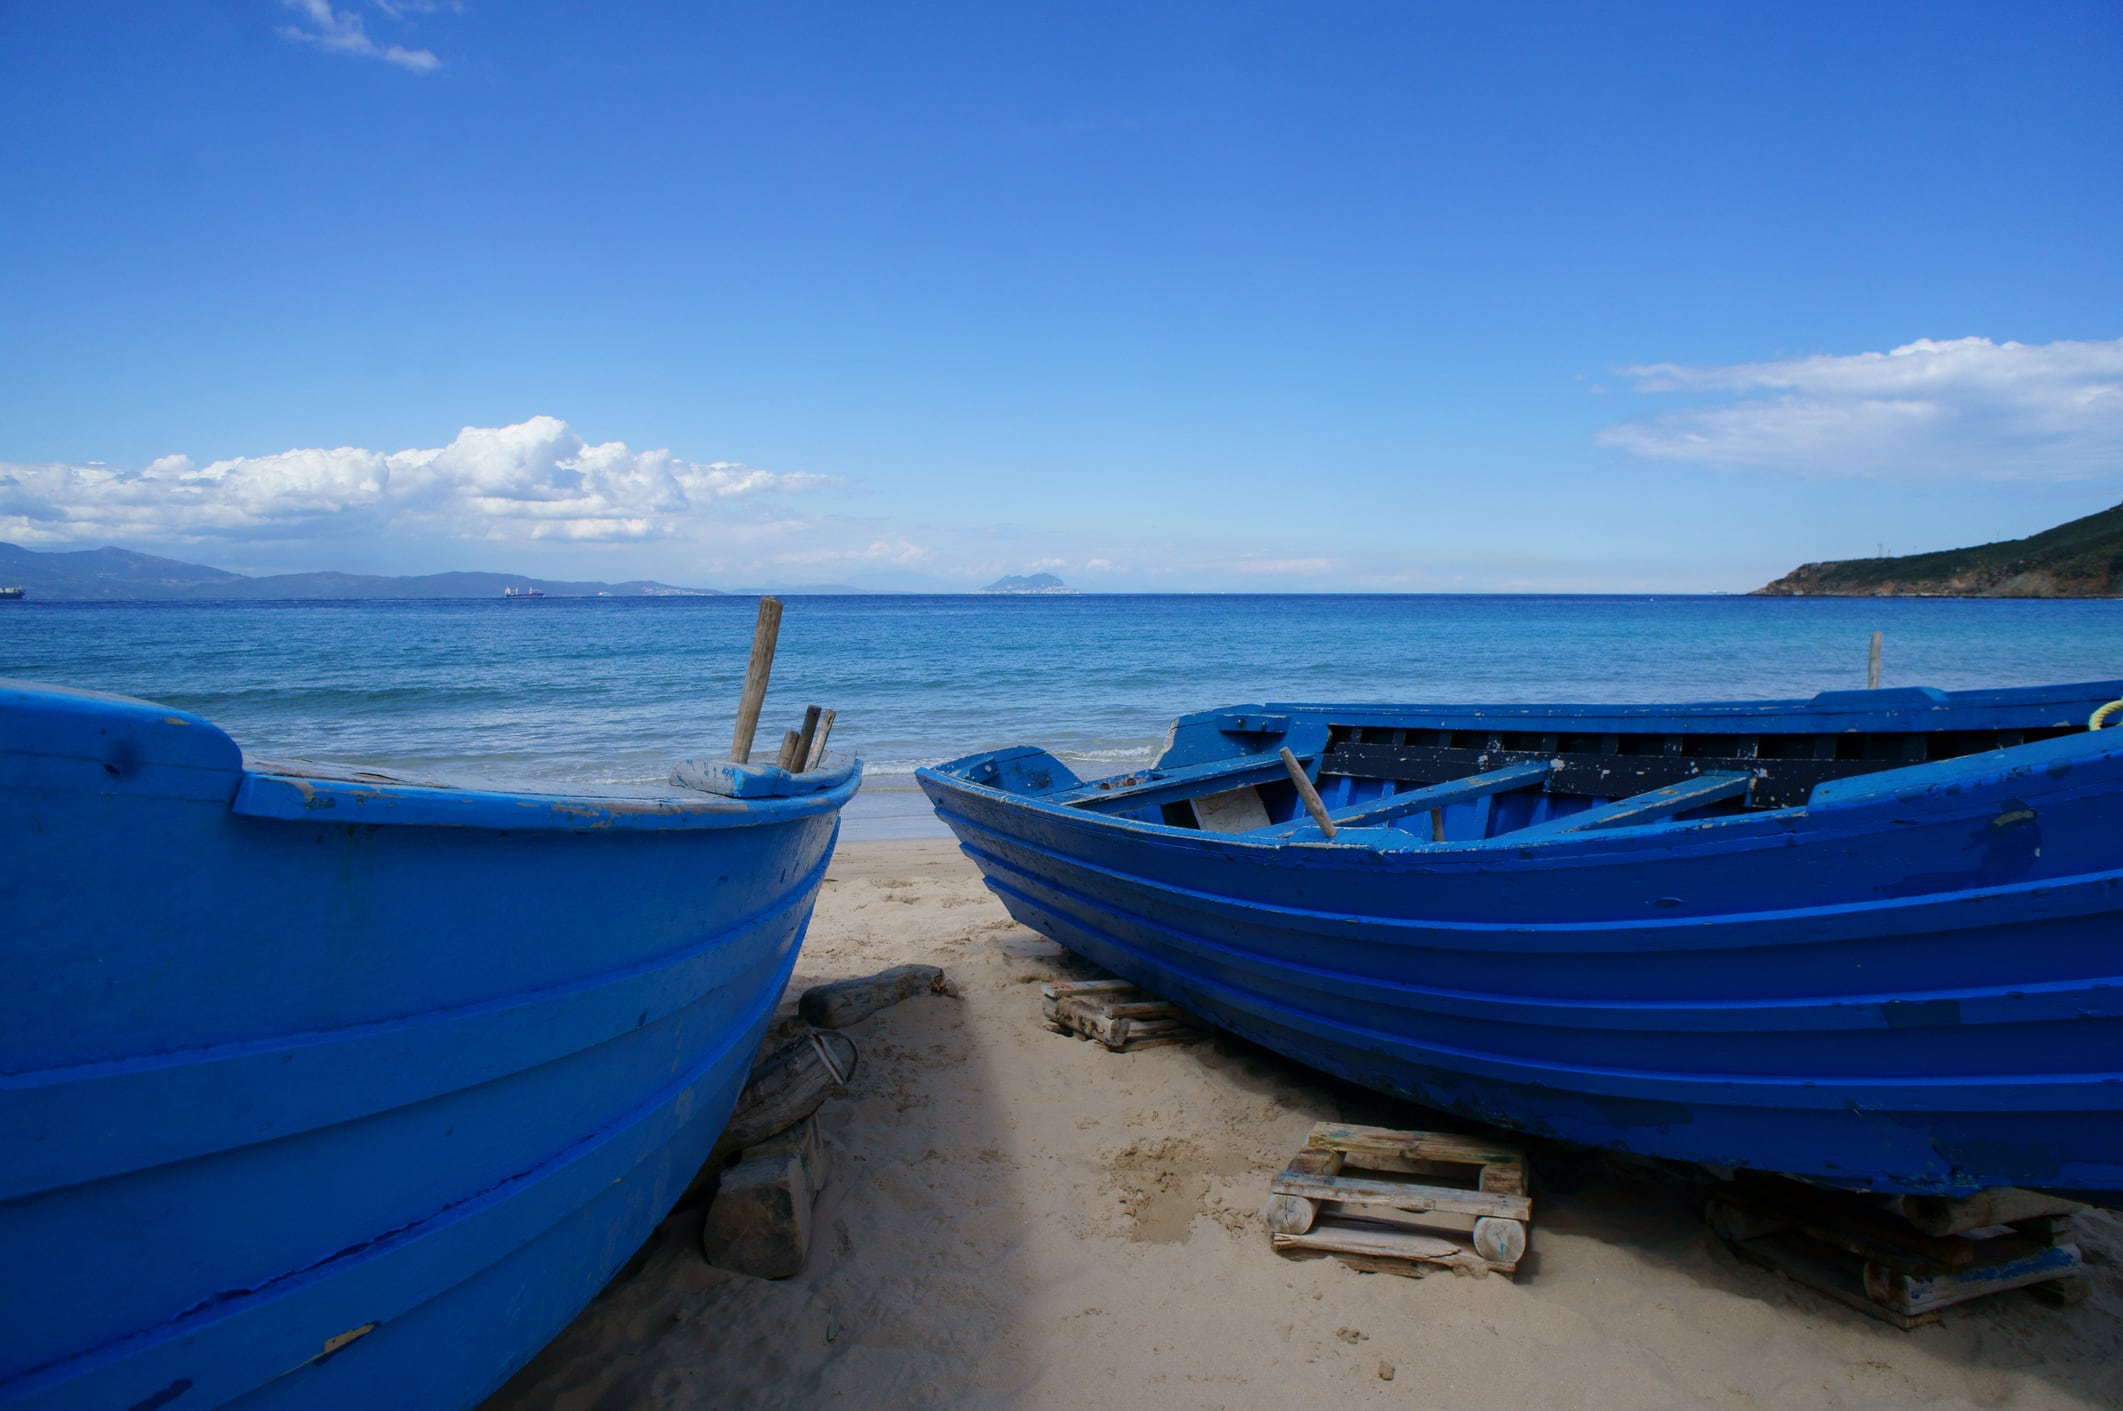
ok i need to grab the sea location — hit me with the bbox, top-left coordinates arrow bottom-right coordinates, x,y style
5,594 -> 2120,838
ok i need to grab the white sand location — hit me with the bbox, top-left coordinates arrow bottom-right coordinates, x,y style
484,839 -> 2123,1410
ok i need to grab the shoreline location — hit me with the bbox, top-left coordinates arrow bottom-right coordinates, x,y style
482,839 -> 2123,1411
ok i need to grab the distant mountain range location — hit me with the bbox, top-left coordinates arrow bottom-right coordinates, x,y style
1755,502 -> 2123,597
978,572 -> 1076,594
0,542 -> 725,601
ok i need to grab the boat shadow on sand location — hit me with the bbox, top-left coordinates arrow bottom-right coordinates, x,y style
484,844 -> 2123,1411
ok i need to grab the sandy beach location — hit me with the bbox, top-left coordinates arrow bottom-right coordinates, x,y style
484,838 -> 2123,1411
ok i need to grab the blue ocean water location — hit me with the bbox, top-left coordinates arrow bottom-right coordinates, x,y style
5,595 -> 2120,837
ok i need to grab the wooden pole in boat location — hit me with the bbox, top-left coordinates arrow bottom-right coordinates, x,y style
804,709 -> 837,772
791,705 -> 822,772
1281,748 -> 1337,839
775,728 -> 805,771
1868,630 -> 1882,689
729,596 -> 784,764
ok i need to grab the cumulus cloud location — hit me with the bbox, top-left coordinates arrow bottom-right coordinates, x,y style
1596,336 -> 2123,479
0,416 -> 838,548
278,0 -> 442,72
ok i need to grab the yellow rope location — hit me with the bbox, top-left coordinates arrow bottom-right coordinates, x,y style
2092,700 -> 2123,731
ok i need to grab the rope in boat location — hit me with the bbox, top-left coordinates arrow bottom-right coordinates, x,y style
2092,700 -> 2123,730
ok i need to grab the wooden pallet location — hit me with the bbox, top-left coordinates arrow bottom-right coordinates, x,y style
1040,979 -> 1206,1051
1709,1174 -> 2085,1327
1264,1122 -> 1531,1278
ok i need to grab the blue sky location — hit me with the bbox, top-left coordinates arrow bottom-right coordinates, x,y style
3,2 -> 2120,591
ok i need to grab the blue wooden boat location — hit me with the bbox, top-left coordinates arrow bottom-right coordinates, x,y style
919,682 -> 2123,1197
0,679 -> 858,1411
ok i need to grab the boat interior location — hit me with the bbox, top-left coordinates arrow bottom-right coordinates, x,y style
946,688 -> 2109,847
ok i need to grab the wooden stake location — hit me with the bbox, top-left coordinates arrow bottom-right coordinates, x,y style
1868,630 -> 1882,689
729,596 -> 784,764
804,709 -> 837,772
792,705 -> 822,773
776,728 -> 805,772
1281,747 -> 1336,839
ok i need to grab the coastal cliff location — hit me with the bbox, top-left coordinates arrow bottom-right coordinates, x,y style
1754,501 -> 2123,597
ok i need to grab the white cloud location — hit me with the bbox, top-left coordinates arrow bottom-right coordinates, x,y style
278,0 -> 442,73
1596,336 -> 2123,479
767,536 -> 933,567
0,416 -> 838,548
1227,556 -> 1338,574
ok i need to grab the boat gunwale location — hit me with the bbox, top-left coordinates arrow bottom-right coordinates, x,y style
919,695 -> 2123,854
928,789 -> 2123,946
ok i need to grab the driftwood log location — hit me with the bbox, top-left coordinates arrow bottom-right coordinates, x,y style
799,964 -> 959,1029
702,1120 -> 819,1280
712,1028 -> 857,1163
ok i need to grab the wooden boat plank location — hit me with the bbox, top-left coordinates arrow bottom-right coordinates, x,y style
1192,783 -> 1272,832
1271,1171 -> 1531,1220
1271,1225 -> 1468,1262
1305,1122 -> 1522,1168
1508,771 -> 1753,838
1255,761 -> 1553,837
1054,752 -> 1302,813
1325,741 -> 1893,809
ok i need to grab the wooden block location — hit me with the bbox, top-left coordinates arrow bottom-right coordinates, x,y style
1334,1253 -> 1431,1279
1273,1222 -> 1506,1274
1271,1170 -> 1532,1222
1478,1161 -> 1527,1196
1716,1223 -> 2086,1326
1899,1187 -> 2084,1237
1329,1203 -> 1478,1236
1875,1242 -> 2084,1316
1273,1223 -> 1466,1263
2027,1274 -> 2093,1307
701,1148 -> 813,1279
1262,1194 -> 1319,1235
1103,1000 -> 1182,1020
1707,1198 -> 1794,1245
2008,1214 -> 2076,1243
1285,1148 -> 1344,1179
800,964 -> 957,1029
744,1115 -> 824,1200
715,1029 -> 856,1159
1472,1216 -> 1527,1264
1720,1228 -> 1937,1330
1045,988 -> 1203,1051
1727,1174 -> 1977,1269
1306,1122 -> 1522,1168
1041,979 -> 1138,998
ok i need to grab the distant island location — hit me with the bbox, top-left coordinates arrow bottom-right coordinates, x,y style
0,542 -> 720,601
978,573 -> 1076,595
1755,501 -> 2123,598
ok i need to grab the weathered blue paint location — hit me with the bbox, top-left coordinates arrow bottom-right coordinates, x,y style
919,680 -> 2123,1197
0,679 -> 859,1411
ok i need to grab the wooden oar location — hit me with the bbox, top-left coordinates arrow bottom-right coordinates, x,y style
729,596 -> 783,764
1281,747 -> 1337,839
804,709 -> 837,772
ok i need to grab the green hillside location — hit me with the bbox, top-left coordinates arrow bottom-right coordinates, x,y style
1755,501 -> 2123,597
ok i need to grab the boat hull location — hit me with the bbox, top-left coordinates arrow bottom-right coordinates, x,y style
919,687 -> 2123,1196
0,681 -> 859,1411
